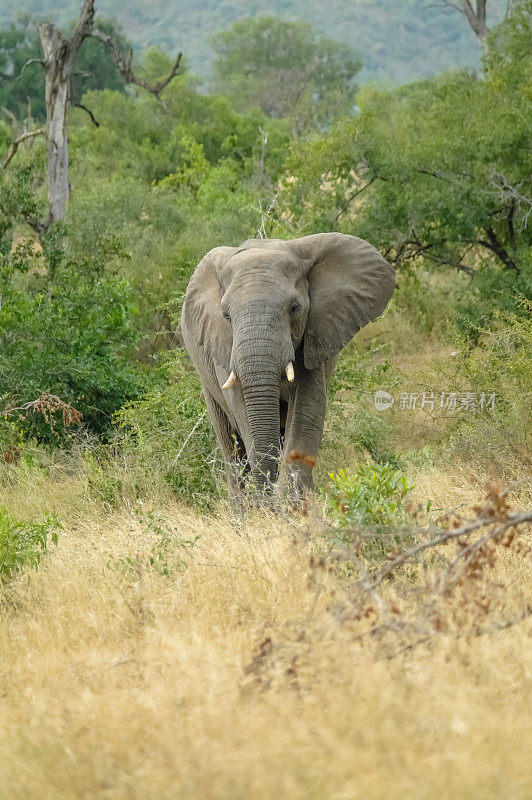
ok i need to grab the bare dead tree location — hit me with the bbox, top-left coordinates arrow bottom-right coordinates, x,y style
3,0 -> 182,230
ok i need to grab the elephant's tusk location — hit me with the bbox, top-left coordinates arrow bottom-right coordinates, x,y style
285,362 -> 295,382
222,371 -> 237,390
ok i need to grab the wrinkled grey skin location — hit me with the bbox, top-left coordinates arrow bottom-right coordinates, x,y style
181,233 -> 394,503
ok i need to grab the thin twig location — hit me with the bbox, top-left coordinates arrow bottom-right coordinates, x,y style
1,128 -> 46,169
257,193 -> 279,239
170,410 -> 207,466
0,58 -> 44,82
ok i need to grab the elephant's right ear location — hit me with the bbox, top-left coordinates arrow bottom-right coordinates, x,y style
181,247 -> 234,368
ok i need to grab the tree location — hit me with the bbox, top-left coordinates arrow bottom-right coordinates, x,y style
277,1 -> 531,335
0,16 -> 130,123
211,16 -> 361,134
1,1 -> 182,229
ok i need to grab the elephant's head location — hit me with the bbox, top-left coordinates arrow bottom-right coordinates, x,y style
182,233 -> 394,488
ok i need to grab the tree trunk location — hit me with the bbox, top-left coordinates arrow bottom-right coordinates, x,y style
45,77 -> 69,224
459,1 -> 490,42
39,24 -> 71,225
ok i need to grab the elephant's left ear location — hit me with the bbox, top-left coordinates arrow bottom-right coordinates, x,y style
286,233 -> 395,370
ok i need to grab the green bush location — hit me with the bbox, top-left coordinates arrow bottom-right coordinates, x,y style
0,167 -> 145,444
115,349 -> 220,509
318,346 -> 399,477
324,463 -> 415,531
0,506 -> 58,583
438,306 -> 532,473
451,260 -> 532,343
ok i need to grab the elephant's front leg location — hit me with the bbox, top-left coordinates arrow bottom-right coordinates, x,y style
280,361 -> 329,501
203,391 -> 249,507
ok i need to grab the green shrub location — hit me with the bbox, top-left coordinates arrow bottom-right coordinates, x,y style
0,173 -> 145,444
0,507 -> 58,583
115,349 -> 221,509
144,510 -> 200,577
432,305 -> 532,474
452,260 -> 532,343
318,347 -> 399,479
324,463 -> 415,531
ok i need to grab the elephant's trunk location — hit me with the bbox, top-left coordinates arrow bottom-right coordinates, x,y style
240,374 -> 280,490
233,309 -> 288,490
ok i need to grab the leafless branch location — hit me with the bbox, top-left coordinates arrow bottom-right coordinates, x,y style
66,0 -> 96,63
1,127 -> 46,169
379,509 -> 532,592
489,172 -> 532,232
0,58 -> 44,83
1,105 -> 24,136
258,125 -> 268,182
478,227 -> 519,272
241,483 -> 531,690
335,177 -> 376,223
386,607 -> 531,660
390,231 -> 476,276
90,27 -> 182,103
257,193 -> 278,239
5,393 -> 82,428
73,103 -> 100,127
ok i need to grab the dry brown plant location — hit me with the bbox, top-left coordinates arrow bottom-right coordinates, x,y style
0,475 -> 529,799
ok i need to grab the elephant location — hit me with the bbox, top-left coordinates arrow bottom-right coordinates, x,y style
181,232 -> 395,504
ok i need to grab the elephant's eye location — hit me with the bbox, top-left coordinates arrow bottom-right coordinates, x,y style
222,309 -> 231,322
289,301 -> 300,317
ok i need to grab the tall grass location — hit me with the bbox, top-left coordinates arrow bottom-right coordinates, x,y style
0,468 -> 529,800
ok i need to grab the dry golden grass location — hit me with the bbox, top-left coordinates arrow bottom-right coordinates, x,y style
0,469 -> 531,800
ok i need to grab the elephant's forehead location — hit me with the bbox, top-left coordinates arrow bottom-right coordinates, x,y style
226,248 -> 303,278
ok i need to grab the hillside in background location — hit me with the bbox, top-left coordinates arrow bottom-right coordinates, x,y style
3,0 -> 507,84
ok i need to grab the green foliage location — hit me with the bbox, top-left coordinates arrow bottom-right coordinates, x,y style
116,350 -> 221,509
0,506 -> 58,583
0,16 -> 46,119
278,2 -> 531,333
0,16 -> 129,122
452,260 -> 532,340
211,16 -> 361,132
0,167 -> 144,443
324,463 -> 415,530
65,77 -> 290,341
143,510 -> 199,576
0,160 -> 45,239
0,1 -> 528,514
319,346 -> 399,474
436,305 -> 532,473
69,72 -> 290,183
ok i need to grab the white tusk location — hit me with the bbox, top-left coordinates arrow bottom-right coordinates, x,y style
222,371 -> 237,390
285,362 -> 295,382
